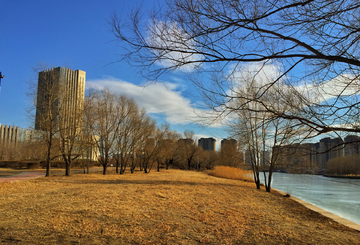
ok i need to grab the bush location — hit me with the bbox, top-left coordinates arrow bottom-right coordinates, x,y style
208,166 -> 253,181
325,155 -> 360,175
27,162 -> 41,169
0,161 -> 27,169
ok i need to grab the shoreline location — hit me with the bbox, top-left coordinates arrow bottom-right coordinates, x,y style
273,188 -> 360,231
323,174 -> 360,179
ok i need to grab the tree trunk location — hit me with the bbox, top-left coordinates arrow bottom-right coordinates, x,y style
45,138 -> 52,177
120,160 -> 127,174
256,180 -> 260,189
45,160 -> 51,177
65,161 -> 71,176
157,161 -> 160,172
266,171 -> 273,192
115,159 -> 119,173
166,159 -> 173,170
253,171 -> 260,189
103,165 -> 107,175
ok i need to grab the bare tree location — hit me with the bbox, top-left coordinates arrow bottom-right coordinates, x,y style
159,130 -> 180,170
199,150 -> 220,170
127,109 -> 155,173
231,79 -> 303,192
137,120 -> 160,174
151,124 -> 173,172
176,130 -> 203,170
219,141 -> 242,168
112,96 -> 138,174
33,68 -> 63,176
57,105 -> 87,176
85,89 -> 124,175
110,0 -> 360,138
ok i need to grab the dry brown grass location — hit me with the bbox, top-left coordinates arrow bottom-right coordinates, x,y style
209,166 -> 253,182
0,169 -> 359,244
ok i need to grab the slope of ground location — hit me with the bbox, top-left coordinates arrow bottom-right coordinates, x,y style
0,169 -> 359,244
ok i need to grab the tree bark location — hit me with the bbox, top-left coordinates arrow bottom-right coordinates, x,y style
115,160 -> 119,173
65,161 -> 71,176
45,143 -> 51,177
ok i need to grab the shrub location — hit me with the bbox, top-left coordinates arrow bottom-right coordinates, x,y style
208,166 -> 253,181
27,162 -> 41,169
325,155 -> 360,175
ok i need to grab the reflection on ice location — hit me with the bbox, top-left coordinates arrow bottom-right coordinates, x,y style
260,173 -> 360,225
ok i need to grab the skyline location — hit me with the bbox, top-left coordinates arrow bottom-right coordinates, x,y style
0,0 -> 228,144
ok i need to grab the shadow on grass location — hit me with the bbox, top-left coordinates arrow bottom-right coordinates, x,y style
38,174 -> 260,192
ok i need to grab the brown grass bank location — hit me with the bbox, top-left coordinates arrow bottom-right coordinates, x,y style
0,170 -> 359,244
208,166 -> 253,181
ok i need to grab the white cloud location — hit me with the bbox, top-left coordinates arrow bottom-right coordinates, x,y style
86,77 -> 222,127
228,62 -> 360,104
147,21 -> 203,72
295,74 -> 360,104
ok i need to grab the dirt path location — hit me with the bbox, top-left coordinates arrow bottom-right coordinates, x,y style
0,172 -> 44,183
0,167 -> 105,183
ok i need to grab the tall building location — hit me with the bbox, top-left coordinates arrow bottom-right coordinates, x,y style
274,135 -> 360,171
244,149 -> 270,167
221,139 -> 237,151
35,67 -> 86,132
198,137 -> 216,151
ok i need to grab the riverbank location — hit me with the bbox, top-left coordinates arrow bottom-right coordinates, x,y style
273,188 -> 360,231
323,174 -> 360,179
1,170 -> 359,244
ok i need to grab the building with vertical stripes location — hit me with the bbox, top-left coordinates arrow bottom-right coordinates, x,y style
198,137 -> 216,151
35,67 -> 86,132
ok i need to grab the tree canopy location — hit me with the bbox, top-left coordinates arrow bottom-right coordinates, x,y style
111,0 -> 360,138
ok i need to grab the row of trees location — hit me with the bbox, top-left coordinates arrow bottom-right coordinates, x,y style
326,155 -> 360,176
110,0 -> 360,192
30,69 -> 245,176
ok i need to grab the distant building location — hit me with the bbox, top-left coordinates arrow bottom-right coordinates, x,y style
244,149 -> 270,167
274,135 -> 360,170
198,137 -> 216,151
0,124 -> 41,145
0,123 -> 99,162
178,138 -> 194,145
344,135 -> 360,156
221,139 -> 237,151
35,67 -> 86,132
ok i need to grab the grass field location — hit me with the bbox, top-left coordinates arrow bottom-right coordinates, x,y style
1,169 -> 359,244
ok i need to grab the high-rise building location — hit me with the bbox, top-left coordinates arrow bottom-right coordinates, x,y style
221,139 -> 237,151
198,137 -> 216,151
35,67 -> 86,132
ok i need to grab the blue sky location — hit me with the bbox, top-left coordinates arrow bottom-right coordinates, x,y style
0,0 -> 228,145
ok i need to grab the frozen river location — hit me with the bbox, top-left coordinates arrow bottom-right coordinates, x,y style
260,173 -> 360,225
